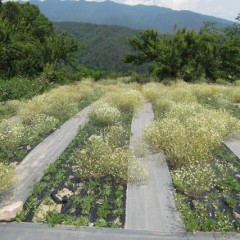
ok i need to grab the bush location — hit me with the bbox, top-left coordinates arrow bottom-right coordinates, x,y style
165,86 -> 197,103
234,80 -> 240,86
88,101 -> 121,126
0,118 -> 26,148
142,83 -> 165,102
144,109 -> 240,167
0,80 -> 102,164
189,84 -> 224,100
23,114 -> 59,140
144,118 -> 187,166
105,89 -> 144,113
225,87 -> 240,103
0,163 -> 14,194
165,102 -> 204,122
0,77 -> 51,102
153,98 -> 174,116
0,100 -> 22,120
18,81 -> 99,122
172,162 -> 215,198
73,133 -> 147,183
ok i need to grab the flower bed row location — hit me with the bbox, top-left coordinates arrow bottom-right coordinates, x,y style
142,82 -> 240,232
17,86 -> 146,228
0,80 -> 144,196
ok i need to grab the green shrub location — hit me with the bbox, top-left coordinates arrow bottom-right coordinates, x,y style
165,102 -> 203,122
144,118 -> 187,166
23,114 -> 59,140
153,98 -> 174,116
190,84 -> 224,100
0,77 -> 50,101
142,83 -> 165,102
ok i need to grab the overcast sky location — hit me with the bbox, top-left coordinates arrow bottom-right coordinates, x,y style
85,0 -> 239,21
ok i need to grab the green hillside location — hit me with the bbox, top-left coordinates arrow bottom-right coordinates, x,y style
54,22 -> 148,73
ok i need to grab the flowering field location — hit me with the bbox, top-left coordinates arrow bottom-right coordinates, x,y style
143,81 -> 240,232
0,80 -> 105,195
16,82 -> 146,227
2,78 -> 240,231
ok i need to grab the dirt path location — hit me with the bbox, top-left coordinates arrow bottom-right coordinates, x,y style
125,102 -> 184,232
0,106 -> 91,221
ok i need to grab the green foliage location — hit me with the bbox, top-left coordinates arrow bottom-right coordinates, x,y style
0,77 -> 51,101
0,2 -> 80,79
46,211 -> 65,227
125,23 -> 240,82
54,22 -> 148,74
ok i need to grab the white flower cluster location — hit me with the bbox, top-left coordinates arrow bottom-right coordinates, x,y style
144,85 -> 240,167
171,162 -> 215,198
0,118 -> 26,147
89,101 -> 121,126
73,131 -> 146,183
24,114 -> 59,140
105,89 -> 144,113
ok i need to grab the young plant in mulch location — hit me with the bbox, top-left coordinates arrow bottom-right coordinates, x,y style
173,145 -> 240,232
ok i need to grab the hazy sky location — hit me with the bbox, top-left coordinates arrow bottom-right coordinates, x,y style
85,0 -> 239,21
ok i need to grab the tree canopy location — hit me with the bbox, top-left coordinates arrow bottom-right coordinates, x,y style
124,21 -> 240,82
0,1 -> 80,79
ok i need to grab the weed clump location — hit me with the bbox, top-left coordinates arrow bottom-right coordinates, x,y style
0,163 -> 14,194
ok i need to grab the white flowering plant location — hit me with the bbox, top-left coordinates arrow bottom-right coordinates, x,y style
73,132 -> 147,183
88,101 -> 121,126
0,163 -> 14,194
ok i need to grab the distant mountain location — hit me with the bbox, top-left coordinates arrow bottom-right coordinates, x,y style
54,22 -> 148,73
27,0 -> 232,33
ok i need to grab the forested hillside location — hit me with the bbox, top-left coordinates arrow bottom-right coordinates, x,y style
54,22 -> 148,73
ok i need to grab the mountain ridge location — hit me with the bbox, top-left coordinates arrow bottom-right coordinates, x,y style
26,0 -> 233,33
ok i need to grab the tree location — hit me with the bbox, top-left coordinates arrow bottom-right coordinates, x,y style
236,13 -> 240,21
45,32 -> 81,69
0,1 -> 80,78
124,23 -> 240,81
